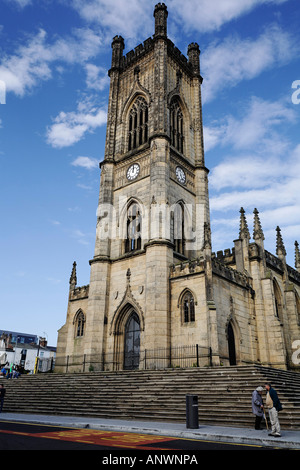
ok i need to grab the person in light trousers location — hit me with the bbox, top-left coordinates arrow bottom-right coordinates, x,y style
265,382 -> 282,437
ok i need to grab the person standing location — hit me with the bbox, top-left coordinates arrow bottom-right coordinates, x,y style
265,382 -> 282,437
252,386 -> 264,430
0,384 -> 6,413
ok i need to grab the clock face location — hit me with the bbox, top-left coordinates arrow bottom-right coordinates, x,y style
127,163 -> 140,181
175,166 -> 186,184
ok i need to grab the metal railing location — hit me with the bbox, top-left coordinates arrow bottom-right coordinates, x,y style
55,344 -> 212,373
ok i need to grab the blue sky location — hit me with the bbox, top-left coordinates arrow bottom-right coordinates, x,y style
1,0 -> 299,346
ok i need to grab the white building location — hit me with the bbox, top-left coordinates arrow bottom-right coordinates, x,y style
0,336 -> 56,374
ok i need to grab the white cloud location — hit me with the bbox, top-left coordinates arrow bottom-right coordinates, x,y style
0,29 -> 51,96
261,207 -> 300,232
2,2 -> 294,102
207,100 -> 300,264
201,25 -> 297,103
70,0 -> 153,43
204,97 -> 296,156
72,229 -> 92,245
209,144 -> 300,264
211,183 -> 299,212
46,100 -> 107,148
169,0 -> 288,33
210,142 -> 300,211
202,124 -> 225,153
0,28 -> 102,97
71,156 -> 99,170
49,220 -> 61,226
210,156 -> 282,192
70,0 -> 289,41
85,63 -> 109,91
210,203 -> 300,267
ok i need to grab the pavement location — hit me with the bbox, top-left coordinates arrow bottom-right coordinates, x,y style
1,412 -> 300,449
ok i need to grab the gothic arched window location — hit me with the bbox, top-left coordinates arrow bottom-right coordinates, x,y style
74,310 -> 85,337
128,97 -> 148,151
227,321 -> 237,365
296,293 -> 300,326
125,202 -> 142,253
124,312 -> 140,370
273,280 -> 283,322
182,291 -> 195,323
170,97 -> 184,153
173,203 -> 185,255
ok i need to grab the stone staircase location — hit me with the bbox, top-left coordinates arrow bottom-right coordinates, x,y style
2,365 -> 300,429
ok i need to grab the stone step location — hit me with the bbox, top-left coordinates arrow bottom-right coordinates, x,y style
3,365 -> 300,429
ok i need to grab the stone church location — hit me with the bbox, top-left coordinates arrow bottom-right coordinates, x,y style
55,4 -> 300,373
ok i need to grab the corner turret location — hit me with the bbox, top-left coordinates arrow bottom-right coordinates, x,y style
111,35 -> 125,70
154,3 -> 168,38
295,241 -> 300,272
187,43 -> 200,75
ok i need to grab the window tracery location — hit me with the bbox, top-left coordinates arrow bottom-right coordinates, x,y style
182,291 -> 195,323
74,310 -> 85,337
125,202 -> 142,253
273,280 -> 283,321
128,96 -> 148,151
170,98 -> 184,153
172,203 -> 185,255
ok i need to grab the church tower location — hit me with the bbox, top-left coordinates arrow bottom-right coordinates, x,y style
56,3 -> 300,373
56,4 -> 213,371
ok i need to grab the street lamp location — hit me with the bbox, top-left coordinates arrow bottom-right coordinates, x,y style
12,335 -> 20,370
34,335 -> 44,374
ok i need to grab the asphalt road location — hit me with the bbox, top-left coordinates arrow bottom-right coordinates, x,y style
0,420 -> 278,453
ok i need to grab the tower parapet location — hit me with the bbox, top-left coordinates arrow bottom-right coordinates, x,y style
108,5 -> 202,80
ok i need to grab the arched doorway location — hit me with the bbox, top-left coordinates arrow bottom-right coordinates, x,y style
227,322 -> 237,366
124,312 -> 140,370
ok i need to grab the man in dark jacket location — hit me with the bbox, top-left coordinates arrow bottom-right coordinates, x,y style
265,382 -> 282,437
0,384 -> 6,413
